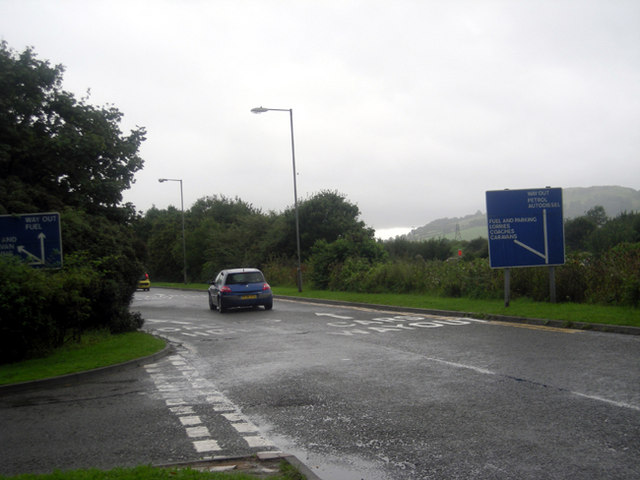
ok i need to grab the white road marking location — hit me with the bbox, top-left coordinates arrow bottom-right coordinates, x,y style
179,416 -> 202,426
186,426 -> 211,438
571,392 -> 640,411
170,406 -> 194,415
232,422 -> 258,433
315,313 -> 354,320
144,353 -> 279,455
193,439 -> 221,453
245,436 -> 274,448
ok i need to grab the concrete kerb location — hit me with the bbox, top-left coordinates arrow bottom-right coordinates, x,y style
156,453 -> 323,480
275,295 -> 640,336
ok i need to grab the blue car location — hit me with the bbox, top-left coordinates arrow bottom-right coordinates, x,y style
208,268 -> 273,312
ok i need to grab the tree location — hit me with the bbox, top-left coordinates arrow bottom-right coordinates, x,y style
308,234 -> 388,289
0,43 -> 146,361
585,206 -> 608,227
564,216 -> 597,252
279,190 -> 374,260
0,41 -> 145,221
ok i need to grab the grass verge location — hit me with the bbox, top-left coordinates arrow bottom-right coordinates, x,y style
150,282 -> 639,328
0,330 -> 166,386
0,462 -> 304,480
273,287 -> 640,327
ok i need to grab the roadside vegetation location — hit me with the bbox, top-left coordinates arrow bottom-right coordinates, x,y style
0,462 -> 305,480
0,330 -> 165,385
1,42 -> 146,364
141,203 -> 640,313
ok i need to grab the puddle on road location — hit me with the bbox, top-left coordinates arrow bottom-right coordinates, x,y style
268,432 -> 390,480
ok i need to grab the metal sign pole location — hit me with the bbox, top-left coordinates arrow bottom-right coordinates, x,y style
549,266 -> 556,303
504,268 -> 511,307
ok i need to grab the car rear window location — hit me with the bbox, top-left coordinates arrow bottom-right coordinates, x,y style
226,272 -> 264,284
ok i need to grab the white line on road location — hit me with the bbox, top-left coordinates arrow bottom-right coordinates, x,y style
144,353 -> 278,455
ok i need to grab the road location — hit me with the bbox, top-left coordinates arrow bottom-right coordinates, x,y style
1,289 -> 639,479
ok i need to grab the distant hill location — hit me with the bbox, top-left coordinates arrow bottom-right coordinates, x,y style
406,186 -> 640,241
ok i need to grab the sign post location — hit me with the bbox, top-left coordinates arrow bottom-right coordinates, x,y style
0,212 -> 63,268
486,188 -> 564,305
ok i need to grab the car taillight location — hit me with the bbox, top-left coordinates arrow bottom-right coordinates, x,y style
263,283 -> 271,291
220,286 -> 232,293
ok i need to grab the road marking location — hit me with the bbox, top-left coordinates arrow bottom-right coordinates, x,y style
179,416 -> 202,426
144,353 -> 278,455
186,426 -> 211,438
232,422 -> 259,434
571,392 -> 640,411
315,313 -> 354,320
323,312 -> 487,336
193,439 -> 221,453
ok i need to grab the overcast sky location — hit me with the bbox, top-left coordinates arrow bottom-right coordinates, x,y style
1,0 -> 638,238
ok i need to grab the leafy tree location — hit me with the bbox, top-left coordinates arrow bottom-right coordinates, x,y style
588,211 -> 640,256
277,190 -> 373,260
564,216 -> 597,252
585,205 -> 608,227
462,236 -> 489,260
0,43 -> 146,361
0,41 -> 145,221
309,233 -> 387,289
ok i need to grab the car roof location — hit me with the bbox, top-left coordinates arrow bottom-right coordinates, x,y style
221,268 -> 262,275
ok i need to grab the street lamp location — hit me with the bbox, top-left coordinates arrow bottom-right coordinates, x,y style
158,178 -> 187,284
251,106 -> 303,292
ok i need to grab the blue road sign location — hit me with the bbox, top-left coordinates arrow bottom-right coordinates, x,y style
486,188 -> 565,268
0,212 -> 63,268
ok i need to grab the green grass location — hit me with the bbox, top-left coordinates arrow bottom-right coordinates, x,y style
149,282 -> 639,328
271,287 -> 639,327
0,463 -> 304,480
0,330 -> 166,386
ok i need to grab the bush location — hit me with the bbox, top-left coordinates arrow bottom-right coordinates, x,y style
587,242 -> 640,307
302,244 -> 638,308
262,257 -> 300,287
0,257 -> 61,362
0,257 -> 98,362
0,252 -> 144,364
555,253 -> 591,302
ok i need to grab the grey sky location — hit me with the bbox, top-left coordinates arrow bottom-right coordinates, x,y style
1,0 -> 638,238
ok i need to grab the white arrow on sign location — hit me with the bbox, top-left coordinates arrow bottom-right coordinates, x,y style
513,209 -> 549,263
17,233 -> 47,265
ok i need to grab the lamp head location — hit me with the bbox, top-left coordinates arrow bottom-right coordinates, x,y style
158,178 -> 167,183
251,106 -> 268,114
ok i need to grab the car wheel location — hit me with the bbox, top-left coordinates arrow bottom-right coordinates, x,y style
264,302 -> 273,310
208,292 -> 217,311
218,296 -> 225,313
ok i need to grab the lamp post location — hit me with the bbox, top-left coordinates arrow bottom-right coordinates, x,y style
251,106 -> 302,292
158,178 -> 187,284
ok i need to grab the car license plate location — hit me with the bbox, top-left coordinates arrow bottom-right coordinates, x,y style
241,295 -> 257,300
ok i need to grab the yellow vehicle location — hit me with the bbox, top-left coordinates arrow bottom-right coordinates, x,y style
138,273 -> 151,291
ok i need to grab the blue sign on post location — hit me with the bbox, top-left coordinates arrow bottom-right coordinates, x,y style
0,212 -> 63,268
486,188 -> 565,268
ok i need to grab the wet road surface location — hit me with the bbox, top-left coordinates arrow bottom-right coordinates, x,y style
1,288 -> 639,479
136,289 -> 640,479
